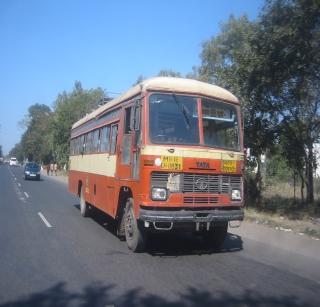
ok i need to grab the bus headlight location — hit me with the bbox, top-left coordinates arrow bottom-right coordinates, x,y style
151,187 -> 167,201
231,189 -> 241,201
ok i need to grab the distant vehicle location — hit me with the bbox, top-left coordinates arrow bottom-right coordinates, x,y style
24,162 -> 41,180
0,157 -> 3,164
9,157 -> 18,166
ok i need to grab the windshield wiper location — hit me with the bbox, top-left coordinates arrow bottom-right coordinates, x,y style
172,94 -> 190,129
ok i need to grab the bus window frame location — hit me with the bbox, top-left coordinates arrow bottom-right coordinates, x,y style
110,123 -> 119,155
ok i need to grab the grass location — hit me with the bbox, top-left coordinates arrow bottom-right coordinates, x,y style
244,180 -> 320,239
244,207 -> 320,239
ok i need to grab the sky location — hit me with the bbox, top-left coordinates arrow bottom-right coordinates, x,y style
0,0 -> 264,155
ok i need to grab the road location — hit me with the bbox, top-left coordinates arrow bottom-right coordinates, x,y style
0,164 -> 319,307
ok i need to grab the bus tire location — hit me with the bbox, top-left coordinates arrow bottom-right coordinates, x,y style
203,222 -> 228,249
124,198 -> 146,252
80,186 -> 90,217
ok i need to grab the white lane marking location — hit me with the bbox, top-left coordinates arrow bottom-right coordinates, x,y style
24,192 -> 29,198
18,183 -> 21,187
38,212 -> 52,228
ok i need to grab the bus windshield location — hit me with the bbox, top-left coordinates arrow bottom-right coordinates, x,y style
202,98 -> 240,150
149,94 -> 199,145
149,93 -> 240,150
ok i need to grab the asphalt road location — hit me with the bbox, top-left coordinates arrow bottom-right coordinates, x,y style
0,164 -> 319,307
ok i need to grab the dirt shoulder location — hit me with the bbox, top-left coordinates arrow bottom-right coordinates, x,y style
244,208 -> 320,240
42,170 -> 68,184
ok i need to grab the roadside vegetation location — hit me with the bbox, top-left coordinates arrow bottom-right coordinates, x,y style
4,0 -> 320,224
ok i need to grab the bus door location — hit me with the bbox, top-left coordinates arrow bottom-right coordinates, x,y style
117,100 -> 141,181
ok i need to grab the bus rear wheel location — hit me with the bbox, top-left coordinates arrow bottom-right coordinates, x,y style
80,186 -> 90,217
124,199 -> 146,252
203,222 -> 228,249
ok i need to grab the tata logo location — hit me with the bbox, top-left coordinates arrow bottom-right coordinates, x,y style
195,178 -> 208,191
196,161 -> 210,169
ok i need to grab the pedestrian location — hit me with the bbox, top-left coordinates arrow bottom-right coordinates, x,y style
46,164 -> 50,176
50,162 -> 54,176
54,162 -> 58,176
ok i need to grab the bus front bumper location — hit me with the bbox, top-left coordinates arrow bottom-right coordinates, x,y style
139,207 -> 244,223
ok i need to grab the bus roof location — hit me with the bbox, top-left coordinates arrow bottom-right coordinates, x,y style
72,77 -> 239,130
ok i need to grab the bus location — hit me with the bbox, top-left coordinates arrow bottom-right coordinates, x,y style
68,77 -> 244,252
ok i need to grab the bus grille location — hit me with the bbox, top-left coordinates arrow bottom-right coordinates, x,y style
151,172 -> 242,194
183,197 -> 219,204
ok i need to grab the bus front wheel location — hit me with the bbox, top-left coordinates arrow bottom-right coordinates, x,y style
80,186 -> 90,217
124,198 -> 146,252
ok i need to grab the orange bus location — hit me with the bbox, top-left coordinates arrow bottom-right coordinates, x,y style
68,77 -> 244,252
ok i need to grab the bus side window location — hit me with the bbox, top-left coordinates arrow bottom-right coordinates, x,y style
86,132 -> 93,153
92,129 -> 100,153
80,134 -> 85,154
124,107 -> 132,134
74,137 -> 79,155
134,104 -> 141,147
100,126 -> 110,152
76,137 -> 81,154
70,139 -> 74,155
110,124 -> 118,155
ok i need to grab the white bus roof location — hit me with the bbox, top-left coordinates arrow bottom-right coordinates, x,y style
72,77 -> 239,130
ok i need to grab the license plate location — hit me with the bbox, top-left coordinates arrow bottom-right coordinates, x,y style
161,156 -> 183,171
221,160 -> 236,173
30,174 -> 36,177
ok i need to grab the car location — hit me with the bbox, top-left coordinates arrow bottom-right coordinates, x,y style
24,162 -> 41,180
9,157 -> 18,166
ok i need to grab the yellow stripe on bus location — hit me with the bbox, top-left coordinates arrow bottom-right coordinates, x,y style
70,154 -> 117,176
141,146 -> 244,161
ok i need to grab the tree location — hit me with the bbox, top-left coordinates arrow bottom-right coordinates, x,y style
199,0 -> 320,205
252,0 -> 320,204
18,103 -> 53,163
51,81 -> 105,167
199,15 -> 278,204
9,143 -> 24,163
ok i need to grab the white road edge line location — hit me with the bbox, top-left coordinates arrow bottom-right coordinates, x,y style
38,212 -> 52,228
24,192 -> 29,198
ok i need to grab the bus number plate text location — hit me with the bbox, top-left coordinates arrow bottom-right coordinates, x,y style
161,156 -> 183,171
222,160 -> 236,173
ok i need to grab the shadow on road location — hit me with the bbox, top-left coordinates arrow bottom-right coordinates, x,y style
73,204 -> 243,256
0,281 -> 310,307
148,232 -> 242,257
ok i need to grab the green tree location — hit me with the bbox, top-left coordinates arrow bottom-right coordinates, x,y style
9,143 -> 24,163
199,0 -> 320,205
253,0 -> 320,204
51,81 -> 105,167
199,15 -> 277,204
18,103 -> 53,163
